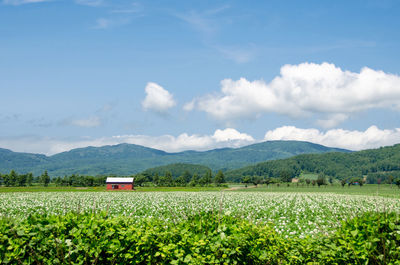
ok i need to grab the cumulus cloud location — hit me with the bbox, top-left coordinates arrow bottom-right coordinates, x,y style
187,62 -> 400,127
0,128 -> 254,155
2,126 -> 400,155
212,128 -> 254,142
264,125 -> 400,151
142,82 -> 176,113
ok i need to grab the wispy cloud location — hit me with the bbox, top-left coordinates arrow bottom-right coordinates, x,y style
174,6 -> 229,38
68,116 -> 102,128
93,17 -> 131,29
75,0 -> 104,7
174,5 -> 256,63
3,0 -> 50,5
215,45 -> 256,63
111,1 -> 142,14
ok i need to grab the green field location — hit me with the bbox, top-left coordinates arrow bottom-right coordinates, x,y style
1,185 -> 400,264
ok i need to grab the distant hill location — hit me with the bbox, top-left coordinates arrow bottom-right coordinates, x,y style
0,141 -> 349,176
225,144 -> 400,183
142,163 -> 211,178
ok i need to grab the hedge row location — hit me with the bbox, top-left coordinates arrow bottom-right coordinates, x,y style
1,211 -> 400,264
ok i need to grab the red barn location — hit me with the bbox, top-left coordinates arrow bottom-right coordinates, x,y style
106,177 -> 134,190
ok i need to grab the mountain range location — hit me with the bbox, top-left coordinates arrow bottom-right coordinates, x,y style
0,141 -> 349,176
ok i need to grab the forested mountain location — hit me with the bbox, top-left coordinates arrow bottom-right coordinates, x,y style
0,141 -> 348,176
225,144 -> 400,183
142,163 -> 211,178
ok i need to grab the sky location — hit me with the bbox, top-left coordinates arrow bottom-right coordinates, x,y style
1,0 -> 400,155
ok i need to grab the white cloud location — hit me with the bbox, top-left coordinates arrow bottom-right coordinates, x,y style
2,126 -> 400,155
183,99 -> 196,111
215,45 -> 255,64
188,62 -> 400,127
0,128 -> 254,155
70,116 -> 101,128
3,0 -> 49,5
142,82 -> 176,113
212,128 -> 254,142
264,125 -> 400,151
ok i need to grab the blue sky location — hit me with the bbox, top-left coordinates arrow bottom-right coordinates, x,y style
1,0 -> 400,154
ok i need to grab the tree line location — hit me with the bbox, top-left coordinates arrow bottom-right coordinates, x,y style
134,170 -> 226,187
0,170 -> 106,187
225,144 -> 400,184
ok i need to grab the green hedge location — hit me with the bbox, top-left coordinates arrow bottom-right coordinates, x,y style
1,211 -> 399,264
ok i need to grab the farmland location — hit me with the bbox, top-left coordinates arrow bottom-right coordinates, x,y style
1,188 -> 400,237
1,187 -> 400,263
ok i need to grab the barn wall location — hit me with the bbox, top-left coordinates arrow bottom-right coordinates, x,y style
106,183 -> 133,190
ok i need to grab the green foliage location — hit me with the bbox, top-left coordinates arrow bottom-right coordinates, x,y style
40,170 -> 51,187
1,211 -> 399,264
142,163 -> 211,179
214,170 -> 225,186
226,143 -> 400,182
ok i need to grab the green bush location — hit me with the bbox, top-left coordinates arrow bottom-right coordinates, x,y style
1,211 -> 399,264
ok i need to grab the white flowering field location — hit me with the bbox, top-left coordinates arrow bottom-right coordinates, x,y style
1,191 -> 399,237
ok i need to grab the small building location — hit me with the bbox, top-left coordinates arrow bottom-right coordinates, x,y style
106,177 -> 134,190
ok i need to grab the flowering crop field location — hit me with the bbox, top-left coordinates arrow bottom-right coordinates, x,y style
1,191 -> 399,238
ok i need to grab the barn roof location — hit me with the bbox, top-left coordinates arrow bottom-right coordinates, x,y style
106,177 -> 134,183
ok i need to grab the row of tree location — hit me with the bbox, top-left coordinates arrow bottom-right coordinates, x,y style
225,144 -> 400,182
0,170 -> 106,187
135,170 -> 226,187
0,170 -> 50,187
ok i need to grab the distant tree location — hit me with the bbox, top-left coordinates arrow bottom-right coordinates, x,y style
316,173 -> 327,187
395,178 -> 400,189
388,175 -> 394,188
252,176 -> 263,187
134,174 -> 149,187
279,170 -> 292,183
341,179 -> 346,188
26,173 -> 33,186
153,173 -> 160,186
40,171 -> 50,187
54,176 -> 62,186
377,178 -> 382,185
3,173 -> 11,187
189,174 -> 199,187
241,176 -> 251,188
200,170 -> 212,186
0,174 -> 3,186
175,175 -> 186,186
182,171 -> 192,183
164,171 -> 173,187
358,178 -> 364,187
17,173 -> 27,187
264,177 -> 272,188
214,170 -> 225,186
305,179 -> 311,187
312,180 -> 316,187
9,170 -> 18,186
328,176 -> 333,186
